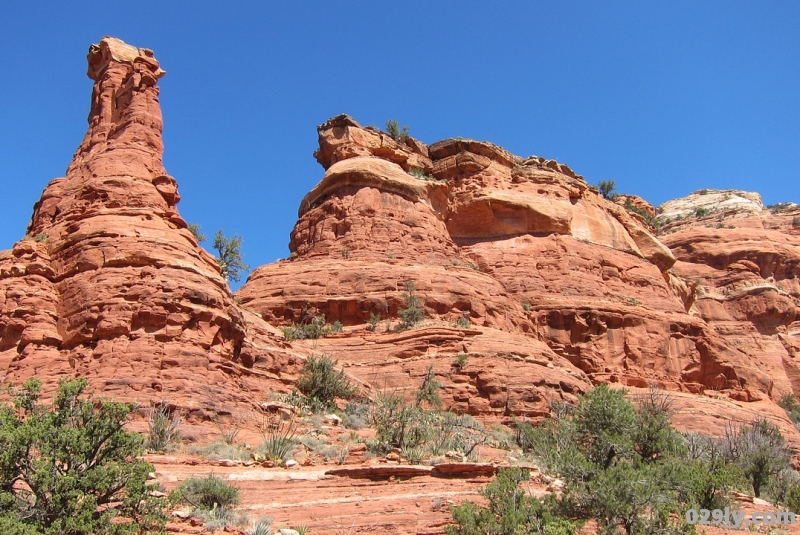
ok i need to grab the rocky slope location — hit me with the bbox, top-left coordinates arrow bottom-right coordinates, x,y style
0,37 -> 300,418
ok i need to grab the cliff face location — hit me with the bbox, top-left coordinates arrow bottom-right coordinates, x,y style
0,38 -> 299,417
2,39 -> 799,446
238,116 -> 800,443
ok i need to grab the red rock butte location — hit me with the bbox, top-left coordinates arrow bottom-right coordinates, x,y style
1,38 -> 799,447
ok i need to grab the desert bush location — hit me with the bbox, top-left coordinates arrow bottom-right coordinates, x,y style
398,280 -> 424,329
171,474 -> 240,510
213,230 -> 250,283
695,207 -> 708,217
447,467 -> 580,535
720,418 -> 790,497
190,441 -> 251,462
453,353 -> 468,369
518,384 -> 744,534
779,393 -> 800,426
367,312 -> 381,331
793,217 -> 800,227
215,414 -> 245,445
371,392 -> 431,451
0,378 -> 167,534
297,354 -> 357,407
598,180 -> 616,200
416,365 -> 442,409
385,119 -> 409,141
258,419 -> 297,464
343,399 -> 371,429
188,223 -> 206,243
146,400 -> 182,452
283,314 -> 339,341
247,517 -> 274,535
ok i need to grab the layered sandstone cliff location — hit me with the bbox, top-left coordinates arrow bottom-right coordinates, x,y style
0,37 -> 299,417
2,38 -> 799,450
238,116 -> 800,444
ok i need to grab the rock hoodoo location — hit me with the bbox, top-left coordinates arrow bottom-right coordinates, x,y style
0,37 -> 298,416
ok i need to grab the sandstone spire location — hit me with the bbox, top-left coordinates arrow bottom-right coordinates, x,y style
1,38 -> 293,413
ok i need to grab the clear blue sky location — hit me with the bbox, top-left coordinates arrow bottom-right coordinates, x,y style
2,2 -> 798,288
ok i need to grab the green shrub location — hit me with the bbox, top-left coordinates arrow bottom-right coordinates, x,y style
778,393 -> 800,426
456,317 -> 470,329
146,400 -> 182,452
171,474 -> 240,510
213,230 -> 250,283
415,365 -> 442,409
699,189 -> 708,195
283,314 -> 340,341
33,233 -> 48,243
297,355 -> 357,407
0,378 -> 167,535
367,312 -> 381,332
720,418 -> 790,497
453,353 -> 468,369
598,180 -> 616,200
398,280 -> 424,329
695,207 -> 708,217
258,420 -> 297,464
385,119 -> 409,141
793,217 -> 800,227
788,484 -> 800,514
188,223 -> 206,243
447,468 -> 580,535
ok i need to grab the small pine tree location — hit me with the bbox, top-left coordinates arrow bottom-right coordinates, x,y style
296,355 -> 357,407
598,180 -> 617,200
385,119 -> 409,141
213,230 -> 250,283
398,280 -> 424,329
188,223 -> 207,243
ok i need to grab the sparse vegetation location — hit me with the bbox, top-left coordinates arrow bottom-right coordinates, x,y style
451,260 -> 480,271
779,393 -> 800,427
0,378 -> 167,534
453,353 -> 468,369
695,207 -> 709,217
257,419 -> 298,464
598,180 -> 617,200
33,232 -> 48,243
146,400 -> 182,452
793,217 -> 800,227
340,247 -> 350,259
699,189 -> 709,195
171,474 -> 240,510
296,355 -> 357,408
282,314 -> 341,341
522,302 -> 532,311
213,229 -> 250,283
416,365 -> 442,409
385,119 -> 409,141
367,312 -> 381,331
398,280 -> 424,329
188,223 -> 206,243
456,316 -> 470,328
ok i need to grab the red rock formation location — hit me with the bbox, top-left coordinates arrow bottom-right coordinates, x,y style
238,115 -> 800,444
0,37 -> 297,416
